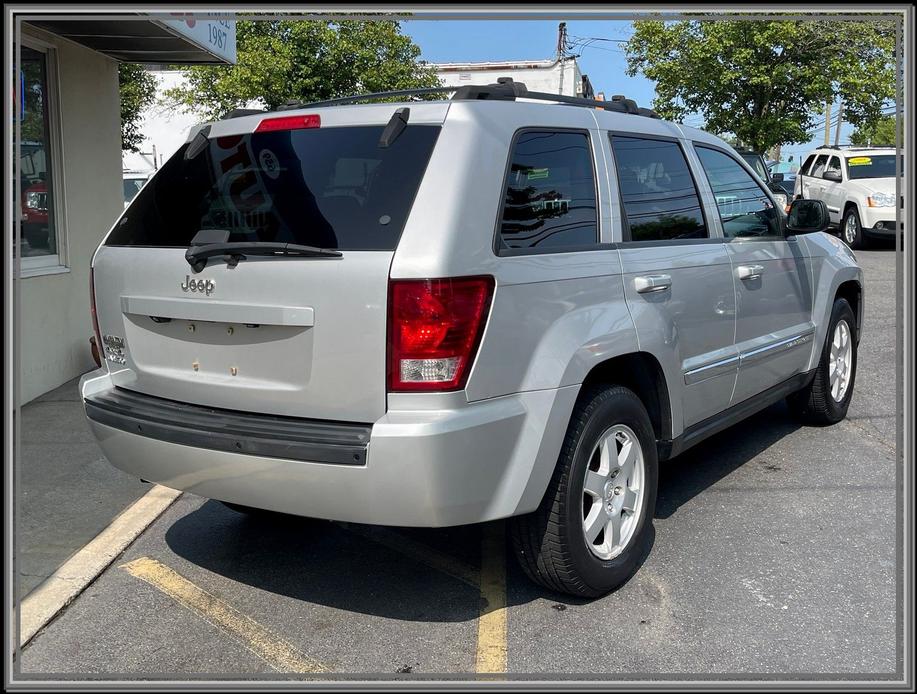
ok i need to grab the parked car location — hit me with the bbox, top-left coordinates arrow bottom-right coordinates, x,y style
794,145 -> 903,249
736,149 -> 792,210
773,172 -> 797,198
20,177 -> 49,249
122,170 -> 152,208
82,80 -> 863,597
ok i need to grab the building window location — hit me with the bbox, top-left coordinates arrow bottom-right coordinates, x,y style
16,41 -> 65,274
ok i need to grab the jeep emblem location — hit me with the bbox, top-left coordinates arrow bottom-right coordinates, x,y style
181,275 -> 215,296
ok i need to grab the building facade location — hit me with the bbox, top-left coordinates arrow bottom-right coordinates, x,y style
15,16 -> 235,403
433,57 -> 593,99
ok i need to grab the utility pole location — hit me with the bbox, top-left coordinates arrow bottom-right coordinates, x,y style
823,102 -> 832,146
556,22 -> 567,60
556,22 -> 567,96
833,100 -> 844,147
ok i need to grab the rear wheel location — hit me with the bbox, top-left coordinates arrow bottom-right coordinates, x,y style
787,298 -> 857,425
510,385 -> 658,597
841,207 -> 869,250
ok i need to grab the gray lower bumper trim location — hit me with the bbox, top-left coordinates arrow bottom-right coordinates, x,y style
85,387 -> 371,465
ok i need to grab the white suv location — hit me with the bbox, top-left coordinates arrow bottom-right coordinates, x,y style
794,146 -> 902,249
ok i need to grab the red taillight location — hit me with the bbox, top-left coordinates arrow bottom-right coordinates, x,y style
388,276 -> 495,392
90,267 -> 103,367
254,114 -> 321,132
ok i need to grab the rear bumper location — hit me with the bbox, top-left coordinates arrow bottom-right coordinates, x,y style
81,370 -> 576,527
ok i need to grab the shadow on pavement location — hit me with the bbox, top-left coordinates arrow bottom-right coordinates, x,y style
164,401 -> 801,613
656,400 -> 801,519
164,500 -> 483,623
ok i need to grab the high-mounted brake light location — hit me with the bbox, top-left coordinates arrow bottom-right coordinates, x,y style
387,277 -> 495,392
254,114 -> 321,132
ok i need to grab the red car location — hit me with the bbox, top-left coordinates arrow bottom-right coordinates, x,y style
20,178 -> 50,250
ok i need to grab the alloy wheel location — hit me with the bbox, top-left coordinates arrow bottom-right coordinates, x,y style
582,424 -> 646,560
829,319 -> 853,402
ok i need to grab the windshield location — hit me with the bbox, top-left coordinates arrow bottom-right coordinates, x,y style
106,125 -> 440,250
123,178 -> 146,203
739,153 -> 769,182
845,154 -> 901,180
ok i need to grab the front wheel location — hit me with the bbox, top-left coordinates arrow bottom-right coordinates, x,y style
510,385 -> 658,597
841,207 -> 869,250
787,298 -> 857,425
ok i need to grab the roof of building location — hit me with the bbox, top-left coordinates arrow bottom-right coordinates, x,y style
432,58 -> 571,72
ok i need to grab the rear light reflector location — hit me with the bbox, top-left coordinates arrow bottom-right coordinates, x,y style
388,276 -> 495,392
90,267 -> 103,368
254,114 -> 321,132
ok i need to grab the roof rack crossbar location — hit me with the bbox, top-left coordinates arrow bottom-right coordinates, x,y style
274,79 -> 661,119
278,86 -> 458,110
816,143 -> 887,150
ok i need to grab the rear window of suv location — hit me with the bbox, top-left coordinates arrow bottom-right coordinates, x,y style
106,125 -> 441,251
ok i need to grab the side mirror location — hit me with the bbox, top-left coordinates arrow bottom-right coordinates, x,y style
822,170 -> 842,183
771,172 -> 784,183
786,199 -> 829,235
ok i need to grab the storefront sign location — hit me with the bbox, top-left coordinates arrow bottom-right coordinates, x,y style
156,13 -> 237,64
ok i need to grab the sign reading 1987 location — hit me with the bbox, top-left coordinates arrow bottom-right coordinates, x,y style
156,13 -> 237,64
208,20 -> 231,51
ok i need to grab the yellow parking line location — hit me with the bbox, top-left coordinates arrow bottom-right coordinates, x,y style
475,523 -> 507,675
20,484 -> 181,646
120,557 -> 327,674
343,522 -> 508,674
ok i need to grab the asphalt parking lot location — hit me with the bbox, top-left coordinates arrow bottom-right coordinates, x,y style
18,247 -> 900,679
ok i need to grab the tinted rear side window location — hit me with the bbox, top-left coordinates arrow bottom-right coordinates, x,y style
497,130 -> 598,251
106,125 -> 440,251
610,135 -> 707,242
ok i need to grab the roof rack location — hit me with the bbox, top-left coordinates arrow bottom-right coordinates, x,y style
815,144 -> 885,150
272,78 -> 660,119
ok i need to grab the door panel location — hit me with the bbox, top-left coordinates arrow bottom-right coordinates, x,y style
822,155 -> 845,223
727,237 -> 815,403
692,144 -> 814,404
620,243 -> 737,427
801,153 -> 829,201
608,134 -> 737,430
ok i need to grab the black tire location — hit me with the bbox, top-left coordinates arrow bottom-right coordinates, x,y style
787,298 -> 857,425
510,385 -> 658,598
841,207 -> 869,250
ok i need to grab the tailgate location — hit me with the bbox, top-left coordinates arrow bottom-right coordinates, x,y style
93,114 -> 441,422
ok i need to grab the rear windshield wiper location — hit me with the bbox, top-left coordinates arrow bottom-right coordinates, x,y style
185,242 -> 342,272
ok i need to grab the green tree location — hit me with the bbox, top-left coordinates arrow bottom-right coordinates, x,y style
119,63 -> 157,152
624,19 -> 897,152
850,114 -> 900,146
164,19 -> 441,120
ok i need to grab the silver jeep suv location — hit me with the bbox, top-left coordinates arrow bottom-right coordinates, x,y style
82,80 -> 863,597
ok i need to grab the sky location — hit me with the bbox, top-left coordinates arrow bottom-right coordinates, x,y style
402,19 -> 856,167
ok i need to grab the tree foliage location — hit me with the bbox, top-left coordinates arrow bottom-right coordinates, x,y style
164,19 -> 441,120
624,19 -> 897,152
119,63 -> 157,152
850,114 -> 900,146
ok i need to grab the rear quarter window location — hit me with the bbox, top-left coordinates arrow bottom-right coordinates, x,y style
106,125 -> 441,251
497,130 -> 599,252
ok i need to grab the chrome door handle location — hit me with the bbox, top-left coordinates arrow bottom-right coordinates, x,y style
634,274 -> 672,293
737,264 -> 765,281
